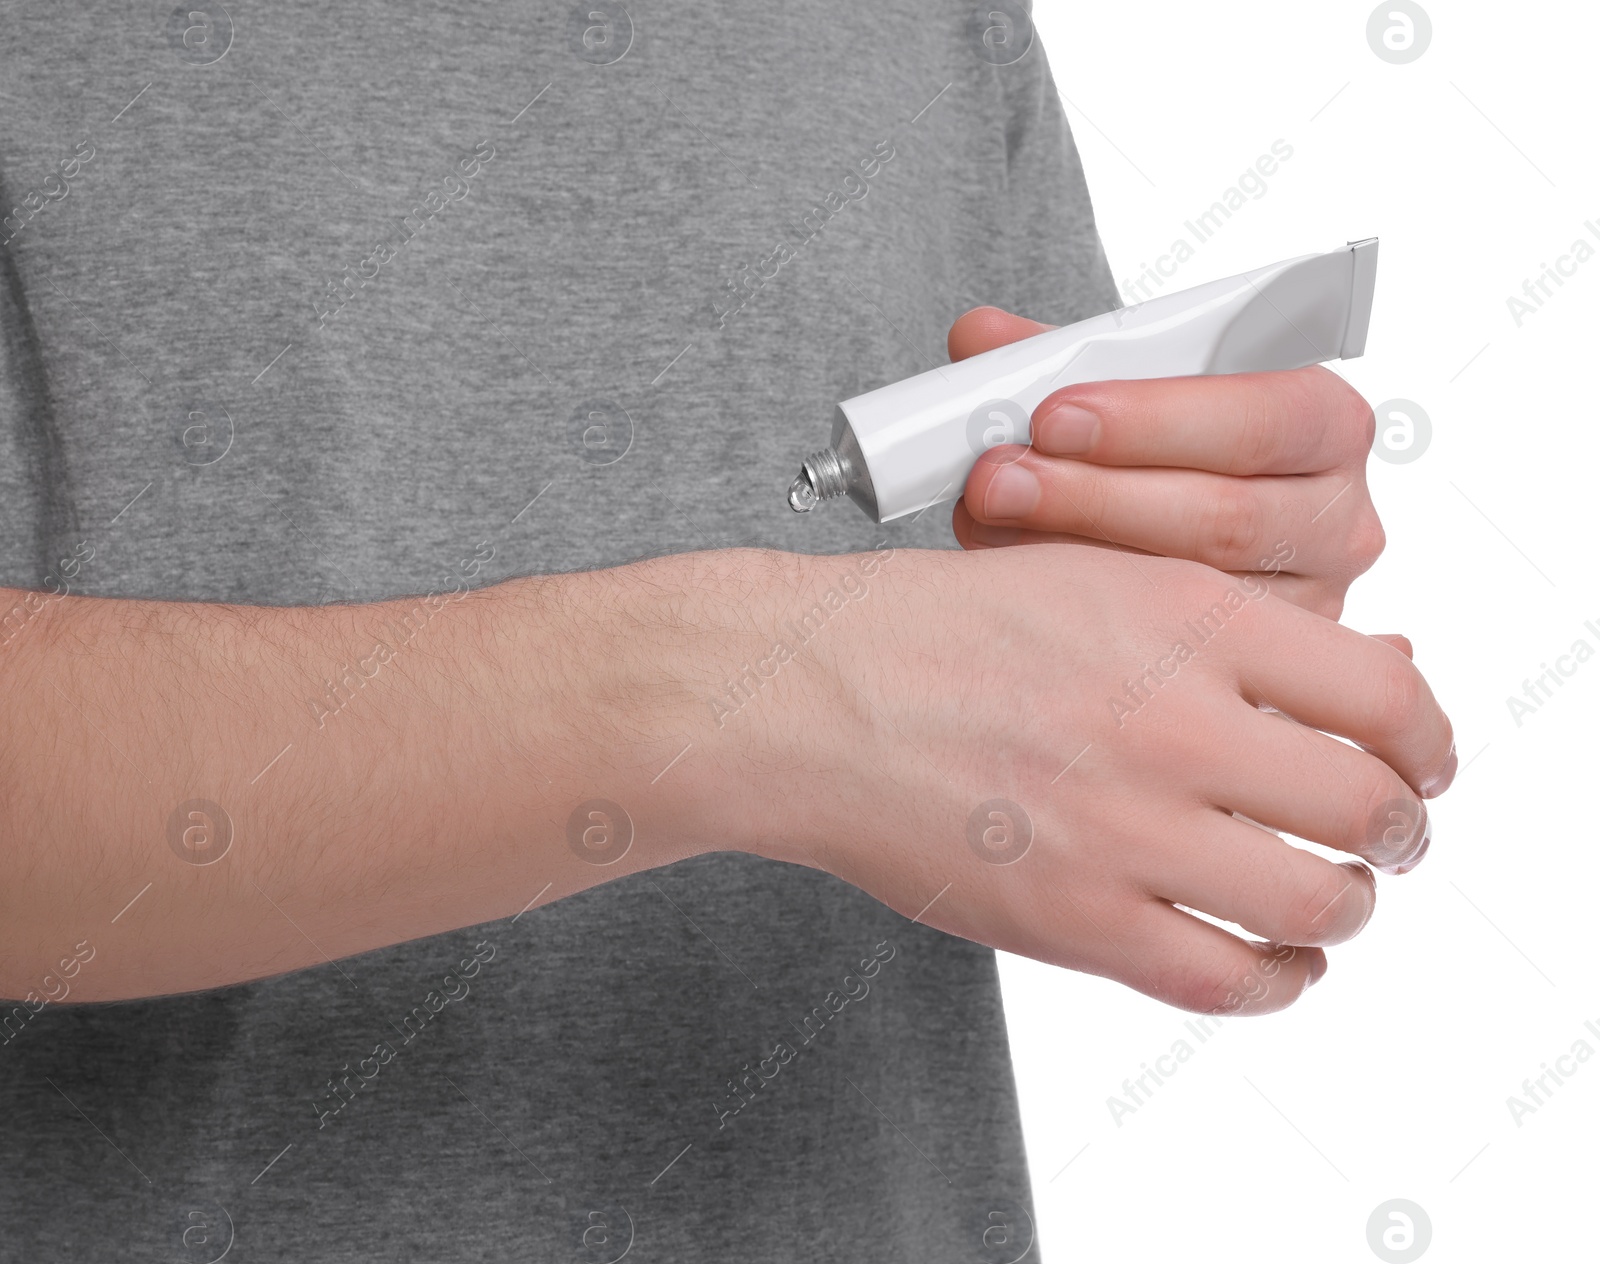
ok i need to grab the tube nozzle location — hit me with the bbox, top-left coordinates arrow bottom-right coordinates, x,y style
788,446 -> 849,513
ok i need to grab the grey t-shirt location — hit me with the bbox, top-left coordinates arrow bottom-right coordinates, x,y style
0,3 -> 1116,1259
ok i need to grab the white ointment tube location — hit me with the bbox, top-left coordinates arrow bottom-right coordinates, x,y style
788,238 -> 1378,524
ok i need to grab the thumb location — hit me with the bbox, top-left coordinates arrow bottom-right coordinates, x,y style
1369,633 -> 1415,660
947,306 -> 1054,362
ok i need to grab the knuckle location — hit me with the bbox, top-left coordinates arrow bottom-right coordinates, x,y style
1166,961 -> 1244,1015
1161,566 -> 1260,643
1290,369 -> 1375,467
1344,387 -> 1379,458
1331,384 -> 1382,454
1306,588 -> 1345,621
1064,464 -> 1113,531
1311,369 -> 1377,460
1197,485 -> 1263,562
1373,659 -> 1426,738
1234,390 -> 1283,473
1155,947 -> 1280,1016
1355,767 -> 1400,829
1346,506 -> 1387,570
1280,870 -> 1366,945
1163,556 -> 1220,601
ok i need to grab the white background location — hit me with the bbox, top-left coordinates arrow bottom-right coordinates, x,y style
1002,2 -> 1598,1260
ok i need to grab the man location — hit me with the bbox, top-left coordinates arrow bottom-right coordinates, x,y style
0,4 -> 1451,1259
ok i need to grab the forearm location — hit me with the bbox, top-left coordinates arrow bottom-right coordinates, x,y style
0,548 -> 801,1002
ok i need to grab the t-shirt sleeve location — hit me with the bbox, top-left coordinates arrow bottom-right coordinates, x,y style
994,40 -> 1122,326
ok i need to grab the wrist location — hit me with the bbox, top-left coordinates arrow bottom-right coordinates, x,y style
491,548 -> 821,874
684,543 -> 904,870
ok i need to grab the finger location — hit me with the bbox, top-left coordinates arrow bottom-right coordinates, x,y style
1030,364 -> 1372,476
1232,600 -> 1457,799
952,498 -> 1155,555
1222,571 -> 1344,621
1209,705 -> 1432,873
1142,813 -> 1377,946
953,502 -> 1349,617
961,447 -> 1369,576
1106,900 -> 1324,1016
948,306 -> 1053,362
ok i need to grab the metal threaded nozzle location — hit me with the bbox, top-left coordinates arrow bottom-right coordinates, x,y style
788,446 -> 849,513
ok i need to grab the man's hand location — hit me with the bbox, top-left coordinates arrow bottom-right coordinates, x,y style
947,307 -> 1384,619
746,544 -> 1454,1016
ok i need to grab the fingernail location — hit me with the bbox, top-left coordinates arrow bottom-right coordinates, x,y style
1420,742 -> 1457,799
1308,953 -> 1328,986
1394,835 -> 1430,875
1341,861 -> 1377,933
981,463 -> 1040,520
1033,403 -> 1100,454
1370,633 -> 1414,660
1378,806 -> 1431,875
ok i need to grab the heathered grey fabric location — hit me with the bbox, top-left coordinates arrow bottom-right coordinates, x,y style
0,3 -> 1117,1259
